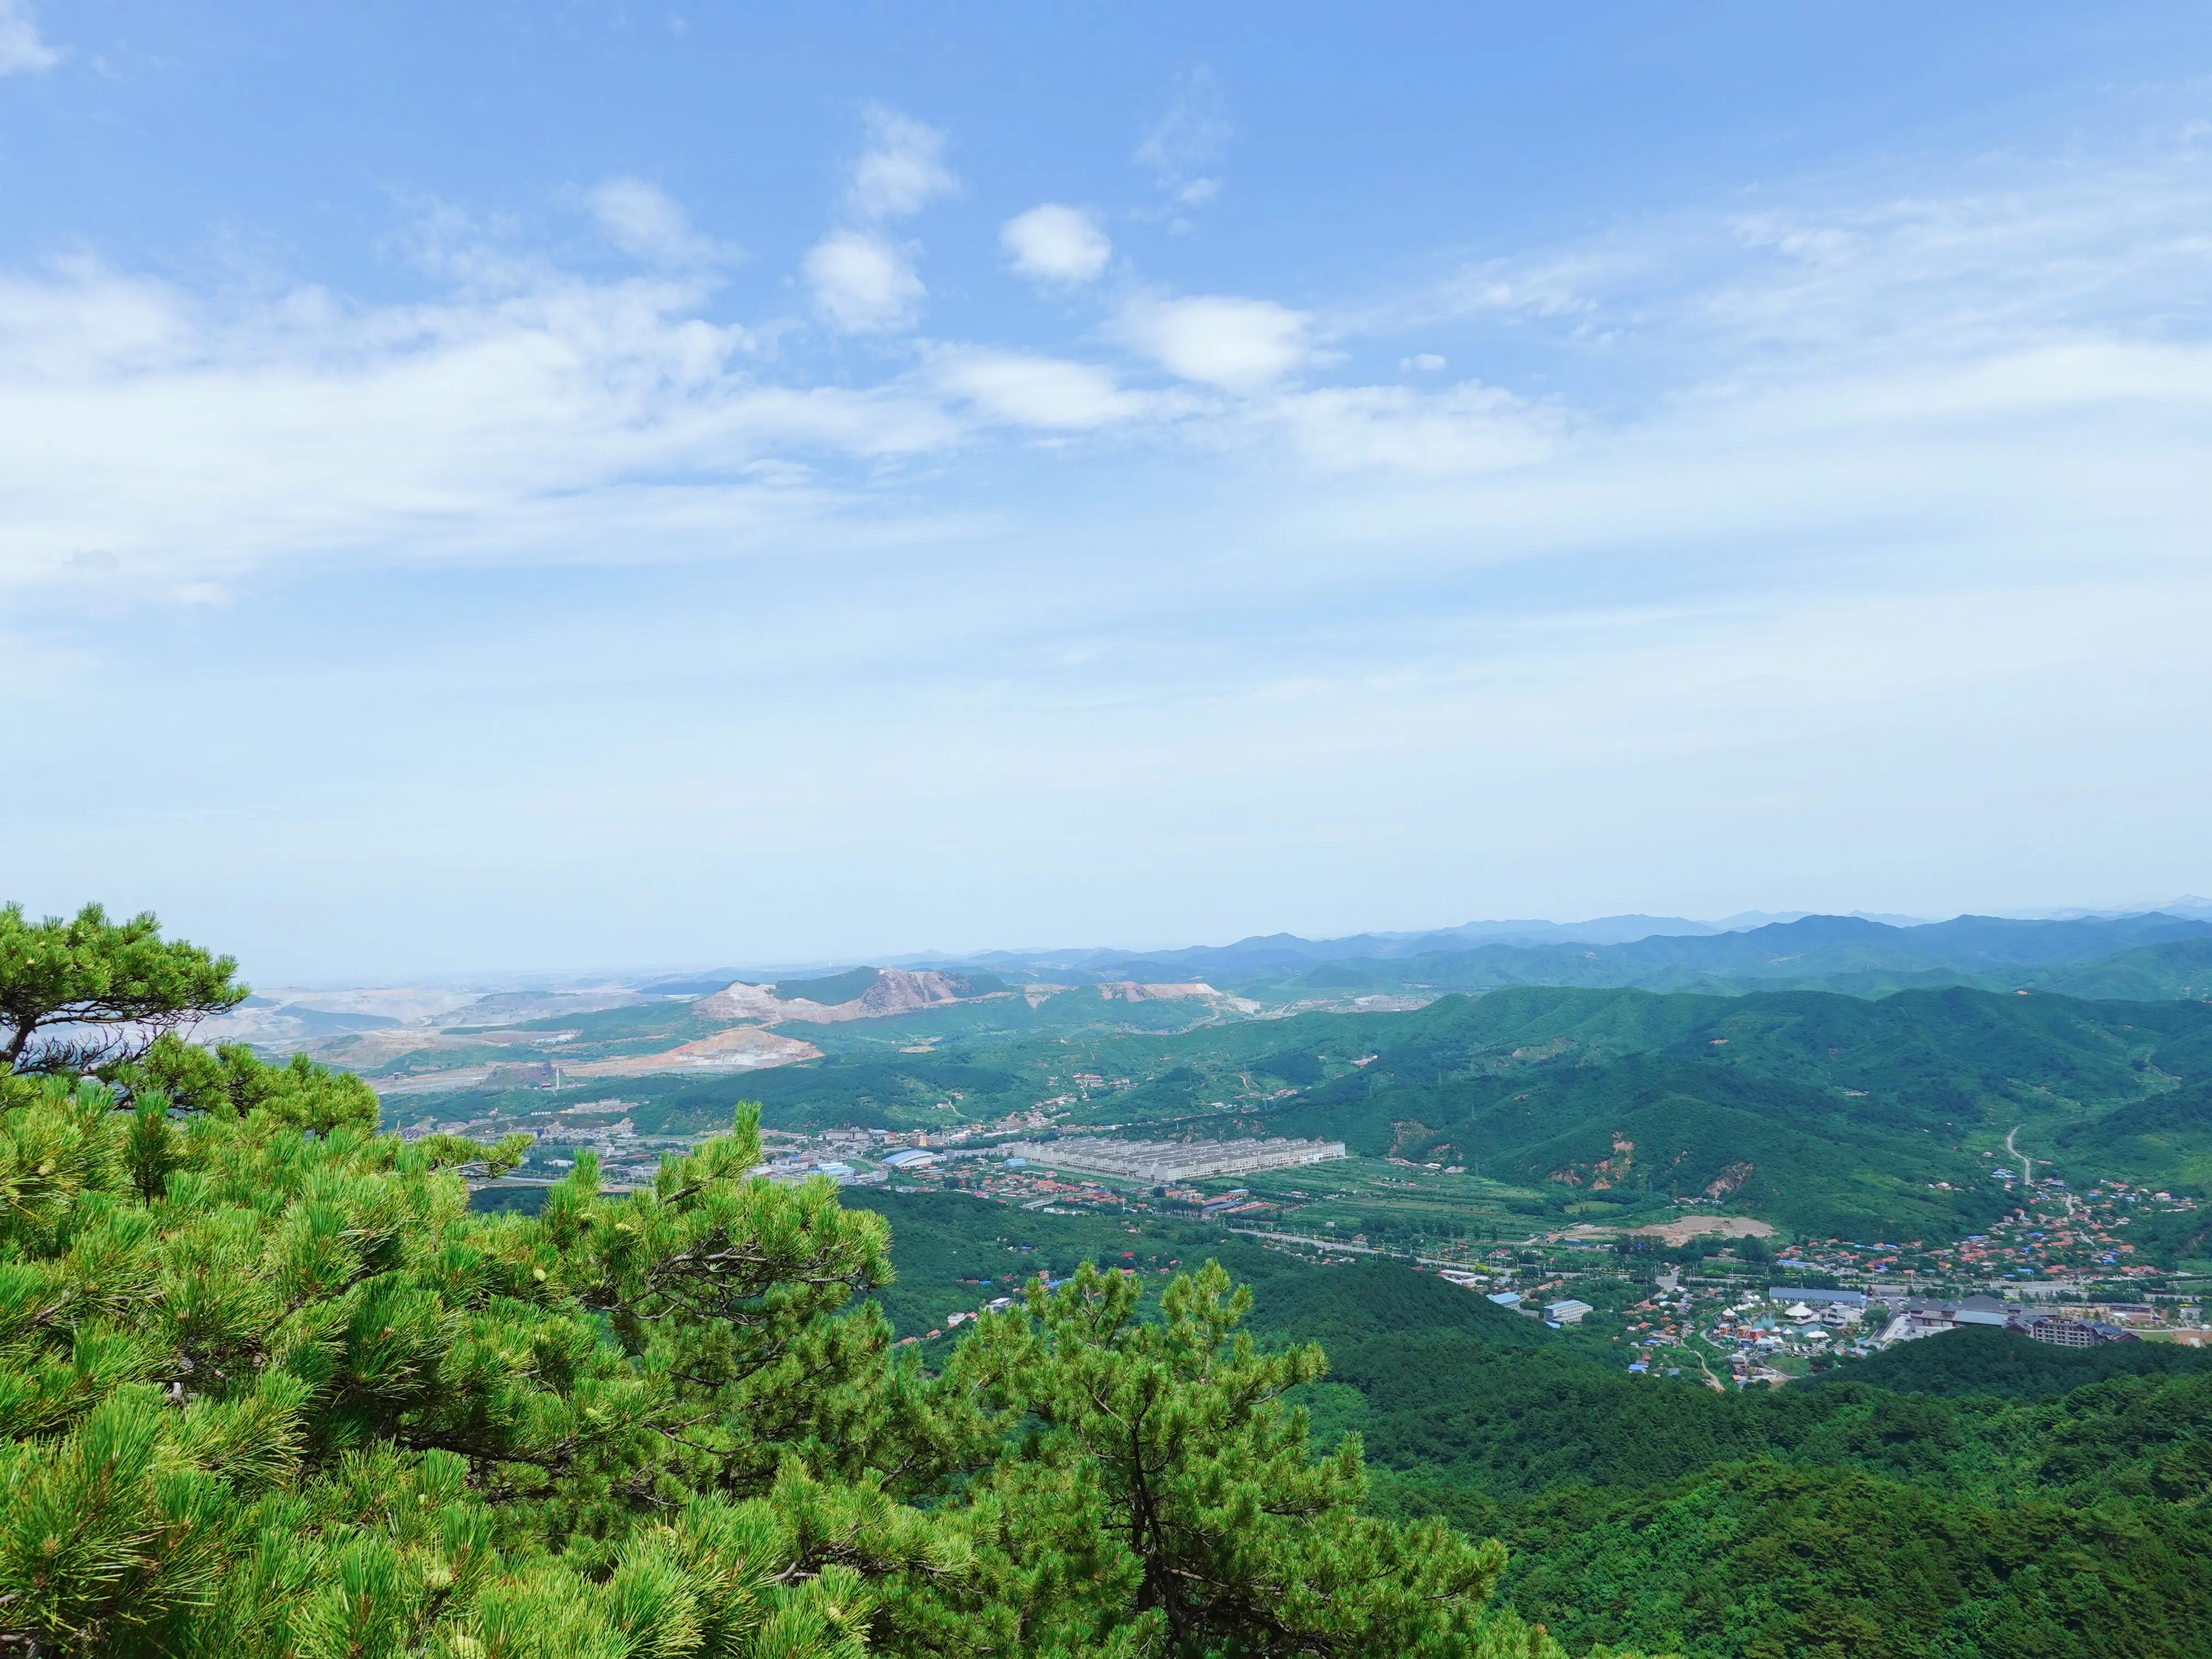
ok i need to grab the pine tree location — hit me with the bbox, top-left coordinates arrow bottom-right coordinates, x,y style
0,905 -> 246,1074
0,909 -> 1622,1659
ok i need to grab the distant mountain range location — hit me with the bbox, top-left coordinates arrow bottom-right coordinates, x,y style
614,905 -> 2212,1008
893,910 -> 2212,997
214,905 -> 2212,1076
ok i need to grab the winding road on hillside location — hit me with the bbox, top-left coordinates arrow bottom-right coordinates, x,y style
2006,1125 -> 2034,1185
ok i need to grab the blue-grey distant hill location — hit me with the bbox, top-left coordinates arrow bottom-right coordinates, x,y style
927,911 -> 2212,1001
941,913 -> 1725,982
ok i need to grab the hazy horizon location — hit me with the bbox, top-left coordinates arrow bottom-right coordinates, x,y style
201,896 -> 2212,990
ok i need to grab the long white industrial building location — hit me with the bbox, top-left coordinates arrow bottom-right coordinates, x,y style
991,1137 -> 1347,1183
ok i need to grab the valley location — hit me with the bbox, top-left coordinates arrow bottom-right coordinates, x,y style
387,945 -> 2212,1284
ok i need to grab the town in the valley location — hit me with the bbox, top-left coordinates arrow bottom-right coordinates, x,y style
414,1090 -> 2212,1386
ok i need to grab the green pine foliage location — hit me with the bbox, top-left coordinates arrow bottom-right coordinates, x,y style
1,1041 -> 1595,1657
1495,1454 -> 2212,1659
0,904 -> 247,1074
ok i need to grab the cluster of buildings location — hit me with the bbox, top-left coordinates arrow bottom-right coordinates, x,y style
1601,1275 -> 2200,1386
1885,1294 -> 2151,1346
748,1152 -> 868,1186
713,1131 -> 1336,1220
1759,1176 -> 2193,1288
1621,1284 -> 1903,1383
985,1137 -> 1347,1183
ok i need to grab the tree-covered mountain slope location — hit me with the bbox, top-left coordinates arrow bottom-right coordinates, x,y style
1231,985 -> 2212,1237
1810,1321 -> 2212,1398
2025,936 -> 2212,1000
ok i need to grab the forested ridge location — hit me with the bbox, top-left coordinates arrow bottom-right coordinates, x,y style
1252,983 -> 2212,1238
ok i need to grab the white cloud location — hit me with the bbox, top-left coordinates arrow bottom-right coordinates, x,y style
1116,294 -> 1310,391
0,0 -> 60,75
0,251 -> 972,595
847,105 -> 957,222
586,178 -> 726,267
932,349 -> 1146,429
1001,204 -> 1111,285
803,230 -> 924,334
1136,67 -> 1229,205
8,130 -> 2212,624
796,107 -> 951,335
1401,353 -> 1446,373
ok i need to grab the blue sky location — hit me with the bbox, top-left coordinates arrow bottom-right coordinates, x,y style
4,2 -> 2210,980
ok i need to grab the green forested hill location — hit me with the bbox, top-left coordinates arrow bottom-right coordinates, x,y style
2051,1078 -> 2212,1190
1497,1452 -> 2212,1659
1224,913 -> 2212,1002
1238,985 -> 2212,1237
2025,936 -> 2212,1000
447,976 -> 2204,1253
1811,1321 -> 2212,1397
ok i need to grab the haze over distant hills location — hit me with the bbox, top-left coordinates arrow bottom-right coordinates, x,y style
890,907 -> 2212,998
201,905 -> 2212,1094
222,902 -> 2212,1019
625,900 -> 2210,994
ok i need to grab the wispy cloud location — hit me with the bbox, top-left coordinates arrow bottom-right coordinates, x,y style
3,126 -> 2210,722
586,177 -> 731,267
0,249 -> 966,594
1261,382 -> 1561,475
1136,68 -> 1231,212
0,0 -> 61,76
1383,152 -> 2212,391
9,133 -> 2212,616
930,348 -> 1154,430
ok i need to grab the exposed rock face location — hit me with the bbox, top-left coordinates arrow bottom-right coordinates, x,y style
691,981 -> 788,1022
851,969 -> 970,1017
1704,1160 -> 1756,1199
567,1024 -> 820,1075
692,968 -> 981,1025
